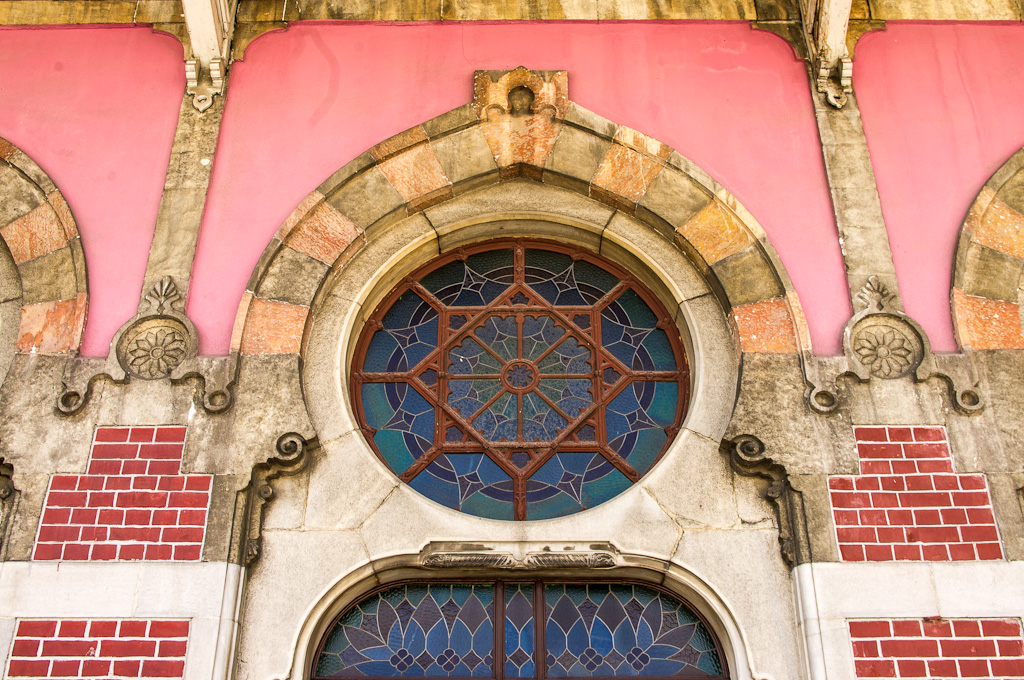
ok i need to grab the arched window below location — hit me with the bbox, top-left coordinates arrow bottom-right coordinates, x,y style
312,581 -> 728,679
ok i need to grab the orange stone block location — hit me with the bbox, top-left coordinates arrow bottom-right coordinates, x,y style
46,191 -> 78,239
591,144 -> 665,204
787,290 -> 813,353
371,126 -> 429,161
480,115 -> 562,170
613,126 -> 672,161
240,297 -> 308,354
1,202 -> 68,264
962,186 -> 996,236
286,200 -> 363,265
675,200 -> 754,265
0,137 -> 16,160
952,288 -> 1024,350
277,191 -> 324,241
17,293 -> 87,355
973,195 -> 1024,260
732,298 -> 799,353
377,143 -> 452,203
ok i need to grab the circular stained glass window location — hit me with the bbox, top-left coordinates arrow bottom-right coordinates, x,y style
352,240 -> 689,520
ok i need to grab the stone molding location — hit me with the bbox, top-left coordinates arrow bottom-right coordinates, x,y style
952,146 -> 1024,351
233,68 -> 809,362
0,137 -> 88,358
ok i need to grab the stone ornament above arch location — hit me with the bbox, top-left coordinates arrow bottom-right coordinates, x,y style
232,67 -> 809,360
952,146 -> 1024,351
0,137 -> 88,356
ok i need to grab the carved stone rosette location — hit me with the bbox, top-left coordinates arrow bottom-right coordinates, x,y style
56,277 -> 237,416
722,435 -> 810,568
232,432 -> 313,566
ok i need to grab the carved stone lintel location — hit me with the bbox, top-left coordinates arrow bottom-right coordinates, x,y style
802,276 -> 983,416
521,552 -> 616,569
56,277 -> 237,417
234,432 -> 313,566
423,553 -> 517,569
186,58 -> 226,113
0,457 -> 18,559
723,436 -> 810,568
420,546 -> 618,570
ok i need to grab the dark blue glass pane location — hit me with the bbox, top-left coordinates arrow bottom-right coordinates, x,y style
544,584 -> 722,677
522,315 -> 565,361
363,292 -> 439,374
314,585 -> 495,677
537,338 -> 591,375
362,383 -> 435,475
410,454 -> 514,520
504,584 -> 536,677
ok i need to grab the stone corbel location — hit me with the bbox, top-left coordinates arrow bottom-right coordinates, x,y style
723,435 -> 811,567
232,432 -> 313,566
802,277 -> 984,416
816,55 -> 853,108
186,58 -> 226,113
55,277 -> 238,417
0,457 -> 18,559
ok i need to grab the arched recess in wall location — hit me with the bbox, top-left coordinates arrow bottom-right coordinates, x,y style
951,146 -> 1024,351
0,137 -> 88,378
288,555 -> 756,680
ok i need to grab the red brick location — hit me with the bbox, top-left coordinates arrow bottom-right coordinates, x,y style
129,427 -> 155,443
158,477 -> 186,491
146,544 -> 174,560
116,491 -> 168,508
98,508 -> 125,525
147,460 -> 181,475
79,526 -> 108,541
42,638 -> 95,656
90,544 -> 117,560
991,658 -> 1024,675
141,659 -> 186,677
91,443 -> 139,460
149,620 -> 190,638
113,659 -> 141,676
921,544 -> 950,560
78,476 -> 105,491
832,492 -> 871,509
42,507 -> 72,524
838,527 -> 877,543
891,460 -> 919,474
870,492 -> 899,508
178,510 -> 207,526
52,659 -> 84,676
893,544 -> 922,560
133,476 -> 159,490
38,525 -> 80,542
864,509 -> 891,524
956,658 -> 989,676
858,443 -> 903,459
854,659 -> 895,676
7,659 -> 51,676
161,527 -> 204,542
959,475 -> 987,490
981,619 -> 1021,636
86,491 -> 116,507
864,544 -> 894,561
118,544 -> 146,560
875,527 -> 905,543
96,427 -> 131,442
155,427 -> 187,442
840,544 -> 865,561
122,460 -> 148,474
125,509 -> 153,525
100,638 -> 156,656
87,460 -> 121,475
850,621 -> 892,638
940,507 -> 968,524
952,619 -> 982,636
976,542 -> 1004,559
912,509 -> 942,525
861,461 -> 892,474
830,477 -> 854,490
47,491 -> 88,507
855,427 -> 889,441
932,475 -> 961,491
960,525 -> 999,542
922,619 -> 952,637
998,638 -> 1024,655
119,619 -> 148,637
899,492 -> 951,508
918,459 -> 954,473
70,508 -> 97,524
895,658 -> 927,676
33,543 -> 63,560
904,475 -> 934,491
879,476 -> 905,491
168,491 -> 210,508
948,543 -> 977,560
892,620 -> 923,636
152,509 -> 179,525
104,476 -> 131,490
173,544 -> 202,560
11,639 -> 40,657
855,477 -> 881,491
879,638 -> 938,657
887,427 -> 913,442
835,509 -> 859,525
158,639 -> 188,657
185,476 -> 211,491
81,659 -> 112,676
109,526 -> 161,542
63,543 -> 92,560
49,476 -> 78,491
967,508 -> 995,523
941,638 -> 997,656
927,659 -> 957,675
902,442 -> 949,459
138,443 -> 184,461
910,526 -> 959,543
89,620 -> 118,636
913,427 -> 946,441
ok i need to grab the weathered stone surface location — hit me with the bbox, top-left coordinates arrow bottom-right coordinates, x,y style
973,195 -> 1024,261
0,163 -> 45,228
240,297 -> 308,354
422,104 -> 478,139
952,288 -> 1024,350
0,203 -> 66,264
255,247 -> 329,306
326,166 -> 406,229
430,127 -> 499,190
636,167 -> 712,240
15,293 -> 86,354
543,125 -> 611,192
284,200 -> 362,265
731,297 -> 798,353
959,242 -> 1023,302
712,247 -> 785,307
17,246 -> 76,304
591,143 -> 664,204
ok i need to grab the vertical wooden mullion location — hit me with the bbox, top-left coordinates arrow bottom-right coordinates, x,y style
495,580 -> 505,680
534,581 -> 546,680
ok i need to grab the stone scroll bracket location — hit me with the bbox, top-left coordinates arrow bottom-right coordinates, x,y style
801,277 -> 984,417
230,432 -> 314,566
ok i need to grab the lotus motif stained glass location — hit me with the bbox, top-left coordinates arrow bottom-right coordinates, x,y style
312,581 -> 728,679
353,241 -> 689,520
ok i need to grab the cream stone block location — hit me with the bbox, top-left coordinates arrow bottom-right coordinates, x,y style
303,430 -> 398,531
679,294 -> 740,441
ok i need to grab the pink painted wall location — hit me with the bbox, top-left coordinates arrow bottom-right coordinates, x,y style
855,23 -> 1024,352
0,26 -> 184,356
190,22 -> 850,354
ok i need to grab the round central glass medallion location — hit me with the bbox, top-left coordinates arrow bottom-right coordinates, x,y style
352,240 -> 689,520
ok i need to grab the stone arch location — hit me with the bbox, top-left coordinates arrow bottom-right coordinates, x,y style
952,146 -> 1024,350
231,68 -> 810,363
0,137 -> 88,359
286,553 -> 759,680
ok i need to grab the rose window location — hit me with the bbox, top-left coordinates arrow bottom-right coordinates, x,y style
352,241 -> 689,520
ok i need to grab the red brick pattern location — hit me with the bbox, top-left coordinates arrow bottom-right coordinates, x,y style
33,427 -> 210,561
7,619 -> 188,678
830,426 -> 1003,562
850,618 -> 1024,678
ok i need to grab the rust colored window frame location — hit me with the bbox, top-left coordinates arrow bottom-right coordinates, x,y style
351,239 -> 691,520
311,578 -> 730,680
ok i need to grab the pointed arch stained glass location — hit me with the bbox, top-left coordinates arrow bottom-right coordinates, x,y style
352,240 -> 690,521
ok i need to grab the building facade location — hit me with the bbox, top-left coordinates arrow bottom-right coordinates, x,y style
1,1 -> 1024,678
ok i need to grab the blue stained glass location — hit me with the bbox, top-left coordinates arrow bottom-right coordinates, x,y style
537,338 -> 592,375
472,392 -> 518,441
504,585 -> 536,677
522,316 -> 566,361
450,380 -> 502,421
314,585 -> 495,677
606,382 -> 677,475
362,383 -> 435,475
536,378 -> 592,420
474,317 -> 519,361
422,251 -> 513,306
522,392 -> 568,440
409,454 -> 514,520
526,453 -> 632,520
544,584 -> 722,677
365,293 -> 439,373
449,339 -> 503,375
